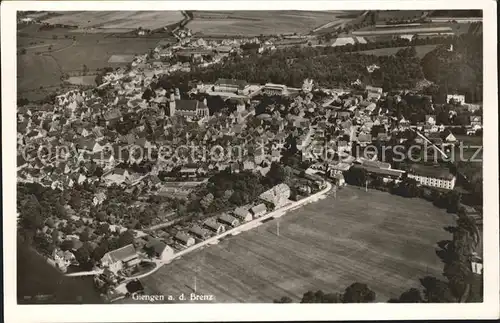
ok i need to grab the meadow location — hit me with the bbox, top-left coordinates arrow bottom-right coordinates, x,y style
141,186 -> 456,302
40,11 -> 185,32
17,26 -> 160,99
188,11 -> 353,36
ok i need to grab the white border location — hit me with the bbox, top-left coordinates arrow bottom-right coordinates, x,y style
2,1 -> 498,322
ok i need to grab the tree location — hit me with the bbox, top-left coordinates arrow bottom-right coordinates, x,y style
342,282 -> 376,303
398,288 -> 424,303
69,191 -> 82,209
142,87 -> 156,101
344,166 -> 367,187
117,230 -> 135,247
274,296 -> 293,303
74,244 -> 93,270
300,290 -> 340,303
266,162 -> 291,186
420,276 -> 456,302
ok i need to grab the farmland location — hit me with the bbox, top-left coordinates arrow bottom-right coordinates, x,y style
66,75 -> 96,86
17,25 -> 160,100
140,186 -> 455,302
40,11 -> 185,32
356,44 -> 439,58
188,11 -> 356,36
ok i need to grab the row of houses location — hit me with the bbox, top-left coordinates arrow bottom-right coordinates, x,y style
175,203 -> 268,247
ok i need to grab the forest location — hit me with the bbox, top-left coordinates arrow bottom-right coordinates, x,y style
421,34 -> 483,103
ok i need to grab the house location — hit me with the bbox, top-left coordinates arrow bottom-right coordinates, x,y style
359,101 -> 376,112
203,219 -> 225,235
100,244 -> 140,273
232,207 -> 253,222
407,165 -> 456,190
174,232 -> 195,247
358,165 -> 405,183
446,94 -> 466,105
425,115 -> 437,126
356,133 -> 372,146
470,116 -> 482,127
217,214 -> 240,227
103,168 -> 130,185
189,225 -> 210,240
442,130 -> 457,144
366,85 -> 383,94
259,183 -> 291,209
52,249 -> 77,273
250,203 -> 267,218
144,238 -> 174,260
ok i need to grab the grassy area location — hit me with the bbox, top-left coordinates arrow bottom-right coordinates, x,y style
376,10 -> 427,23
17,27 -> 160,99
141,186 -> 455,302
188,11 -> 351,36
356,44 -> 438,58
40,11 -> 184,32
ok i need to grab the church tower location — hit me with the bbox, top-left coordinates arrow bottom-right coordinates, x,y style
174,88 -> 181,100
169,91 -> 176,117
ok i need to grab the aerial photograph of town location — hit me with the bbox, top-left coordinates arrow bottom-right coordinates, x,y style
15,9 -> 484,305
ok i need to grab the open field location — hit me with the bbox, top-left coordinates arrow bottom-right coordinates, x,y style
66,75 -> 96,86
188,11 -> 354,36
141,186 -> 455,302
356,44 -> 439,58
17,54 -> 62,92
376,10 -> 427,23
17,26 -> 160,99
40,11 -> 184,32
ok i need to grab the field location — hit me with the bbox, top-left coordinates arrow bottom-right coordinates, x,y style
188,11 -> 355,36
17,26 -> 160,100
17,54 -> 62,93
140,186 -> 456,302
376,10 -> 427,23
356,44 -> 439,58
40,11 -> 184,32
66,75 -> 96,86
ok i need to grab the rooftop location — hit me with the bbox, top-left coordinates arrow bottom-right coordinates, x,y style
410,164 -> 455,180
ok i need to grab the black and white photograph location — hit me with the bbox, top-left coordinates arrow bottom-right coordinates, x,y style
2,1 -> 499,322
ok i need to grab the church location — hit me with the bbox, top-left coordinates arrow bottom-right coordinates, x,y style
168,88 -> 209,118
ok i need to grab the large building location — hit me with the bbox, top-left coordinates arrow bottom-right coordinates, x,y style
259,183 -> 291,208
407,165 -> 456,190
213,78 -> 248,94
100,244 -> 140,273
262,83 -> 288,96
168,90 -> 209,118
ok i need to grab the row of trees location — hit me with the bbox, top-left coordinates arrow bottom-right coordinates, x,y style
274,282 -> 376,303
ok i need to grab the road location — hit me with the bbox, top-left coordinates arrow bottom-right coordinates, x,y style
65,181 -> 333,279
171,181 -> 333,260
